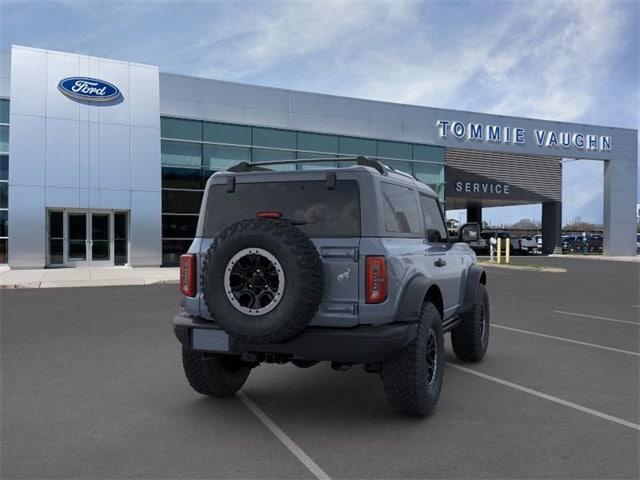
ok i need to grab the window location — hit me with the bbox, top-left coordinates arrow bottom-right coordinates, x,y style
203,144 -> 250,170
0,126 -> 8,154
162,190 -> 203,214
0,99 -> 9,124
161,117 -> 201,141
339,137 -> 377,156
114,212 -> 128,266
162,239 -> 193,266
0,182 -> 7,209
413,144 -> 445,163
252,127 -> 296,149
380,182 -> 421,234
0,155 -> 7,180
413,162 -> 442,186
204,180 -> 361,237
0,210 -> 7,237
378,141 -> 411,160
0,101 -> 8,264
297,132 -> 338,153
161,140 -> 201,167
0,209 -> 7,263
162,214 -> 198,238
420,195 -> 447,243
252,148 -> 296,170
203,122 -> 251,145
162,167 -> 203,190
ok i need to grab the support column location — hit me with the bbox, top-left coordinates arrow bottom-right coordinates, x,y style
542,201 -> 562,254
603,157 -> 637,256
467,205 -> 482,224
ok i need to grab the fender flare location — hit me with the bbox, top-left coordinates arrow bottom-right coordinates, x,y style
394,275 -> 435,323
459,264 -> 487,314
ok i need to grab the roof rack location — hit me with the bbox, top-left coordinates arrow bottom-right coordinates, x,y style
226,156 -> 387,175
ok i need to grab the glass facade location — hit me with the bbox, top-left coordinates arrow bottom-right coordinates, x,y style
0,99 -> 8,263
160,116 -> 445,265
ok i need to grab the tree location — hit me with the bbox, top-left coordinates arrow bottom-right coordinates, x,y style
510,218 -> 541,230
563,216 -> 602,232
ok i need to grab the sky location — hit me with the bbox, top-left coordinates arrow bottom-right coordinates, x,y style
1,0 -> 638,225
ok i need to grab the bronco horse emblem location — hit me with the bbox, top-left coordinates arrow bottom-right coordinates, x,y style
337,268 -> 351,284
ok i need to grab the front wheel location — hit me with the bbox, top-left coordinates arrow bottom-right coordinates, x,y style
182,348 -> 251,397
451,283 -> 490,361
381,302 -> 444,417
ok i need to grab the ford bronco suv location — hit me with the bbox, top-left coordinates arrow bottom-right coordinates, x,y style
173,156 -> 489,416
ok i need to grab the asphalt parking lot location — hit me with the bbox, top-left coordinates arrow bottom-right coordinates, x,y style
1,257 -> 639,479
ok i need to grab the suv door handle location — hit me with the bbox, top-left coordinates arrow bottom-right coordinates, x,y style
434,258 -> 447,267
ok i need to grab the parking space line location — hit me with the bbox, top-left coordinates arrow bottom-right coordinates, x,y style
554,310 -> 639,326
493,324 -> 640,357
238,391 -> 331,480
449,364 -> 640,432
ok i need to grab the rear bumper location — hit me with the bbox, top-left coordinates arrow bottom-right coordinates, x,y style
173,310 -> 417,363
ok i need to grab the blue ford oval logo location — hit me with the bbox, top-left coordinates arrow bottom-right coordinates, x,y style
58,77 -> 121,102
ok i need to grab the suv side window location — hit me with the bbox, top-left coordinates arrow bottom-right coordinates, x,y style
381,182 -> 422,234
420,195 -> 447,243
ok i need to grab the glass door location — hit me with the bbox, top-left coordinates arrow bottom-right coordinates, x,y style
90,213 -> 112,266
57,210 -> 121,267
66,212 -> 88,266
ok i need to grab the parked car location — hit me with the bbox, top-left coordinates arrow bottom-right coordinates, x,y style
173,156 -> 490,417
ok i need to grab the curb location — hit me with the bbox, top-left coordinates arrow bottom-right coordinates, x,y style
479,262 -> 567,273
549,254 -> 640,263
0,279 -> 179,289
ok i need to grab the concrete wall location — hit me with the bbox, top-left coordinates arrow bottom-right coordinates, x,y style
8,46 -> 161,267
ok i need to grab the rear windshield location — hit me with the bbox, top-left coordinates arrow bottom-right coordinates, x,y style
203,180 -> 360,237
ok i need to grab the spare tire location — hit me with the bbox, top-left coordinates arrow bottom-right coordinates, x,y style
201,218 -> 324,344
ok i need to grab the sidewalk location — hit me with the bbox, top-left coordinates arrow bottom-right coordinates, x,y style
549,254 -> 640,263
0,266 -> 179,289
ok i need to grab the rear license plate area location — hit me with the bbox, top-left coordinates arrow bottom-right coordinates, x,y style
191,329 -> 230,352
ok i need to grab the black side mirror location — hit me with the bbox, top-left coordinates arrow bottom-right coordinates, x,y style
459,223 -> 480,242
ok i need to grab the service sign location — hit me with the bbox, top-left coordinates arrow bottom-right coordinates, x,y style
58,77 -> 121,102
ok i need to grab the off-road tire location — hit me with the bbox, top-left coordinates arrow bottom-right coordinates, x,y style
381,302 -> 444,417
451,283 -> 490,361
201,218 -> 324,344
182,348 -> 251,397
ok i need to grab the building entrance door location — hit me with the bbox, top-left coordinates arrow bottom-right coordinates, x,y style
47,209 -> 129,267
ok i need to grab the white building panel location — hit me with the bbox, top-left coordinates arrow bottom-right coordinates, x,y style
97,60 -> 130,126
9,47 -> 46,116
46,51 -> 80,121
244,85 -> 288,112
130,65 -> 160,128
98,122 -> 130,191
130,125 -> 161,191
8,114 -> 45,186
45,117 -> 80,188
8,185 -> 46,268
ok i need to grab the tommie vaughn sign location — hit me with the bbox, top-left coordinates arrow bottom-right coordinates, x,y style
58,77 -> 121,102
436,120 -> 612,152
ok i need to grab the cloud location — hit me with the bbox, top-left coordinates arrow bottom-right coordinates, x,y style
1,0 -> 636,224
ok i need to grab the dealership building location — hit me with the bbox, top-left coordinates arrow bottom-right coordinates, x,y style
0,45 -> 637,268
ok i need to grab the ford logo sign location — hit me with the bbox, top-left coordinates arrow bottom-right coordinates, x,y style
58,77 -> 121,102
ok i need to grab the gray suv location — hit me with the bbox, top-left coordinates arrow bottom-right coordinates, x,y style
173,156 -> 489,416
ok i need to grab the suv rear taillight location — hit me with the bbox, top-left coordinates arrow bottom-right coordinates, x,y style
366,256 -> 387,304
180,254 -> 196,297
